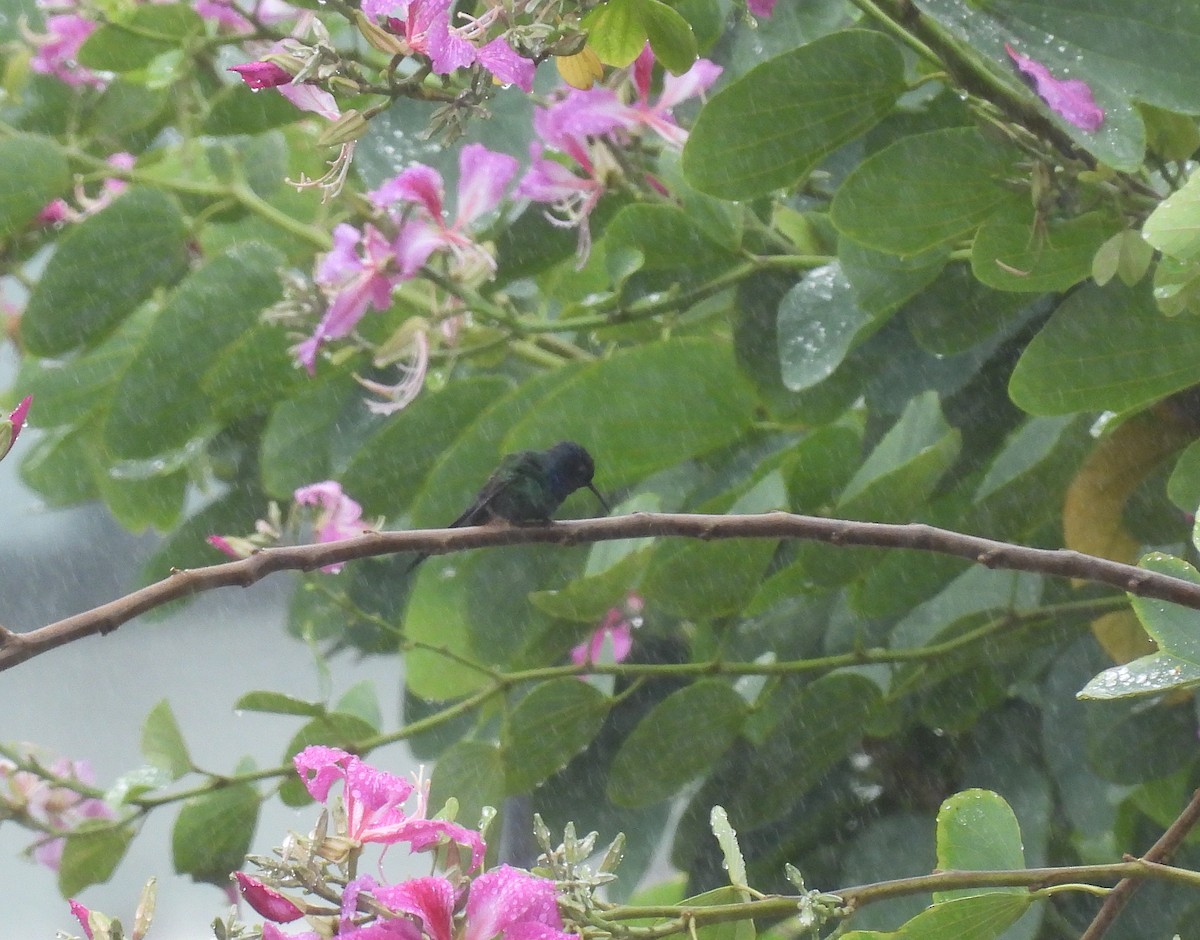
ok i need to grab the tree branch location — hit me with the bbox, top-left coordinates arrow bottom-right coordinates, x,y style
2,511 -> 1194,673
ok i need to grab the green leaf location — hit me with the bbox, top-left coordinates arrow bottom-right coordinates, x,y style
340,377 -> 512,515
1009,281 -> 1200,415
1144,170 -> 1200,261
609,680 -> 746,807
842,893 -> 1030,940
1130,553 -> 1200,661
971,204 -> 1120,292
235,690 -> 326,717
1083,696 -> 1197,781
778,263 -> 877,392
642,471 -> 785,618
104,243 -> 285,459
260,375 -> 360,499
336,681 -> 382,729
1091,230 -> 1154,288
404,554 -> 492,701
640,0 -> 698,75
916,0 -> 1200,170
203,82 -> 304,136
683,30 -> 904,200
78,4 -> 203,72
0,133 -> 69,238
831,127 -> 1016,256
506,339 -> 757,491
1168,439 -> 1200,513
839,238 -> 948,317
21,188 -> 189,355
934,790 -> 1025,902
723,673 -> 881,827
58,822 -> 134,897
502,679 -> 611,793
172,783 -> 259,883
1078,651 -> 1200,700
141,699 -> 191,780
585,0 -> 651,68
838,390 -> 960,520
91,454 -> 187,533
203,321 -> 306,422
602,204 -> 736,279
19,429 -> 99,506
1080,554 -> 1200,695
429,740 -> 505,834
676,886 -> 756,940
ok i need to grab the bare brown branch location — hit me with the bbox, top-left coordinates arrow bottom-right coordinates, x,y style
3,511 -> 1196,673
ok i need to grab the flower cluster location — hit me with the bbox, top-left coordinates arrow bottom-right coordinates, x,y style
518,46 -> 720,260
207,480 -> 371,572
0,749 -> 114,871
237,748 -> 570,940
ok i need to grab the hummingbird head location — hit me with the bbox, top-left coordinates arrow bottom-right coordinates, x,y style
546,441 -> 610,513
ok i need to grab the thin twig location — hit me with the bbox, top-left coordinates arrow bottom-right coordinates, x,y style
1080,788 -> 1200,939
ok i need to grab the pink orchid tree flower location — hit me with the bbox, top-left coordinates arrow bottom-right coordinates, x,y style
571,594 -> 643,667
69,899 -> 94,940
228,60 -> 294,89
293,481 -> 369,572
369,143 -> 520,276
626,45 -> 722,148
293,745 -> 486,869
234,872 -> 305,923
0,753 -> 114,871
747,0 -> 776,16
299,223 -> 400,372
368,0 -> 535,91
0,395 -> 31,462
1005,44 -> 1104,132
27,14 -> 105,87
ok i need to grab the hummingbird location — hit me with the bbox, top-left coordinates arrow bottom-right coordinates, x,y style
408,441 -> 609,571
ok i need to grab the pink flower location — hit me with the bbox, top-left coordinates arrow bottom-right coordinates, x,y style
234,872 -> 305,923
1,755 -> 114,871
299,223 -> 399,372
263,926 -> 322,940
571,594 -> 641,667
292,746 -> 486,868
374,0 -> 534,91
29,14 -> 105,87
229,60 -> 293,89
369,144 -> 519,275
0,395 -> 31,461
464,866 -> 573,940
69,899 -> 93,940
1005,44 -> 1103,131
293,481 -> 368,571
747,0 -> 776,15
626,46 -> 722,147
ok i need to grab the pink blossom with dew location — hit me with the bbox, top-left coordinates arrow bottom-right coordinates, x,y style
293,481 -> 368,571
69,899 -> 93,940
28,14 -> 105,87
369,144 -> 519,275
463,865 -> 574,940
1005,44 -> 1103,132
516,141 -> 607,261
229,60 -> 294,89
747,0 -> 776,16
234,872 -> 305,923
299,223 -> 399,373
372,0 -> 534,91
368,875 -> 457,940
0,395 -> 32,461
262,925 -> 323,940
340,875 -> 444,940
292,746 -> 486,868
554,46 -> 715,148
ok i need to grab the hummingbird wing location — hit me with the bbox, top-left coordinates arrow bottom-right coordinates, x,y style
447,451 -> 538,527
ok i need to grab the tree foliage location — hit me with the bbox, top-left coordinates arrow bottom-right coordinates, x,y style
5,0 -> 1200,936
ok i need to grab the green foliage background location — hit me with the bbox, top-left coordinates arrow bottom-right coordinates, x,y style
6,0 -> 1200,936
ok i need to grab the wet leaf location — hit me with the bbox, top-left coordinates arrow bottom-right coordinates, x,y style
502,679 -> 611,793
935,790 -> 1024,901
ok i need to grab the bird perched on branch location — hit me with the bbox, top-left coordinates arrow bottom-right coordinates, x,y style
409,441 -> 609,571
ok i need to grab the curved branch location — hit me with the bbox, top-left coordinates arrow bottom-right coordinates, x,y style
1,511 -> 1193,672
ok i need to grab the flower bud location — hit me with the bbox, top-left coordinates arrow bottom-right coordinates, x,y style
354,11 -> 407,55
0,395 -> 32,461
233,872 -> 305,923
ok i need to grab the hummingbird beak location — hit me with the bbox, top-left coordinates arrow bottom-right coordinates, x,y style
588,483 -> 611,515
